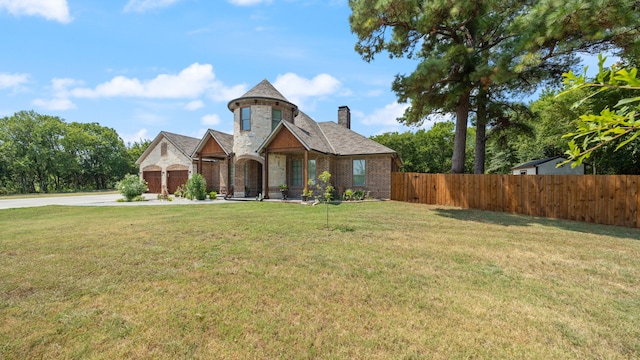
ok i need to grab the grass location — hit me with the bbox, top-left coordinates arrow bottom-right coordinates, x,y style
1,201 -> 639,359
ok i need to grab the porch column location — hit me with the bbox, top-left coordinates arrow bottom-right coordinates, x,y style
303,150 -> 309,195
264,150 -> 270,199
227,154 -> 233,198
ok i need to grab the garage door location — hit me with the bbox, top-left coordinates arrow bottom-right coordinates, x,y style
143,171 -> 162,193
167,170 -> 188,194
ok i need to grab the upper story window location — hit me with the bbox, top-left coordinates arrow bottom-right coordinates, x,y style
353,159 -> 366,186
241,107 -> 251,131
272,108 -> 282,130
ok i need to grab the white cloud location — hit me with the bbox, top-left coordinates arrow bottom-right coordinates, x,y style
273,73 -> 341,110
0,72 -> 29,90
361,101 -> 452,133
121,128 -> 149,144
0,0 -> 72,23
361,102 -> 409,127
71,63 -> 216,99
227,0 -> 271,6
185,100 -> 204,111
208,83 -> 246,102
31,97 -> 76,111
50,77 -> 82,96
201,114 -> 221,126
124,0 -> 180,13
29,77 -> 82,111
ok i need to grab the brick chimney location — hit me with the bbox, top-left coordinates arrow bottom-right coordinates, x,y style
338,105 -> 351,129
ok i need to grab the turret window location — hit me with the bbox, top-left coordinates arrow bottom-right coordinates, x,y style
272,109 -> 282,130
241,107 -> 251,131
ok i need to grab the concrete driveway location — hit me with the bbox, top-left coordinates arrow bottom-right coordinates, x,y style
0,193 -> 236,210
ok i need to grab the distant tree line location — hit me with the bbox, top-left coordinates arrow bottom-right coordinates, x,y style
0,110 -> 150,194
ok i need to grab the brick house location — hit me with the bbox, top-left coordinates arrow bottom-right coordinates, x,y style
136,79 -> 402,199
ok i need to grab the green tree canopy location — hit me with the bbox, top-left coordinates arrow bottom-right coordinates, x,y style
561,55 -> 640,172
349,0 -> 640,173
371,121 -> 474,173
0,111 -> 134,194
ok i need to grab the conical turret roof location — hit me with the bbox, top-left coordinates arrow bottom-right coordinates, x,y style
227,79 -> 297,111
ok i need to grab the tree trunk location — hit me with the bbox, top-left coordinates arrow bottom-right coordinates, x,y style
451,90 -> 471,174
474,88 -> 488,174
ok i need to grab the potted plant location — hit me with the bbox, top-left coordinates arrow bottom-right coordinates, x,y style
301,188 -> 313,202
279,184 -> 288,200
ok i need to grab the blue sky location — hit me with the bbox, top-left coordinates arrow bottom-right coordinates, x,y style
0,0 -> 427,143
0,0 -> 610,144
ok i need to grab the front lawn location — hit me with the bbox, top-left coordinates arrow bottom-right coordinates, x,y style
1,201 -> 638,359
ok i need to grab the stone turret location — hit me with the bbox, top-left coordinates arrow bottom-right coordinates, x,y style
227,79 -> 298,158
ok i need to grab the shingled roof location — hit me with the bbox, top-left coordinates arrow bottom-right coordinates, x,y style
190,129 -> 234,158
512,156 -> 563,170
135,131 -> 200,165
227,79 -> 297,111
258,111 -> 397,158
162,131 -> 200,157
318,121 -> 396,156
208,129 -> 234,154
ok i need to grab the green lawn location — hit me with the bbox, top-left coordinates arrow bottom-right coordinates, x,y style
1,201 -> 638,359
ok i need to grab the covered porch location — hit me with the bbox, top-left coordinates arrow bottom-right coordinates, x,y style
261,124 -> 322,199
192,130 -> 234,196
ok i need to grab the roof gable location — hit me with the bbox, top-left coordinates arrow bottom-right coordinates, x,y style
192,129 -> 233,158
257,114 -> 398,158
266,125 -> 306,152
163,131 -> 200,157
135,131 -> 199,165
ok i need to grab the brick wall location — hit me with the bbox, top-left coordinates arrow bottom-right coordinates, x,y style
279,154 -> 393,199
335,156 -> 392,199
200,161 -> 221,192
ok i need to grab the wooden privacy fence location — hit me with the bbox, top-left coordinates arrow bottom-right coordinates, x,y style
391,172 -> 640,228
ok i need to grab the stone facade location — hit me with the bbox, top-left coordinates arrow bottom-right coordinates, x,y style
232,104 -> 272,159
139,137 -> 194,191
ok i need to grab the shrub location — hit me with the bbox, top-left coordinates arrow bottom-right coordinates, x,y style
353,189 -> 365,201
174,185 -> 186,198
116,174 -> 148,201
343,189 -> 354,201
186,174 -> 207,200
209,191 -> 217,200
